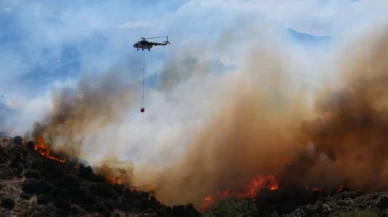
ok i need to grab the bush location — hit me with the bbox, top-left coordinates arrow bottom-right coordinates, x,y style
22,179 -> 40,193
184,203 -> 201,217
0,146 -> 5,157
1,197 -> 15,209
38,168 -> 55,180
41,159 -> 65,178
55,198 -> 71,211
78,165 -> 105,182
8,145 -> 28,158
22,179 -> 54,195
89,183 -> 116,198
104,199 -> 115,212
333,210 -> 378,217
53,187 -> 71,200
24,169 -> 41,179
75,186 -> 96,205
20,192 -> 32,200
37,179 -> 55,194
13,136 -> 23,145
11,161 -> 24,176
30,160 -> 43,170
27,141 -> 35,150
156,208 -> 169,217
37,194 -> 55,205
86,202 -> 111,217
203,198 -> 258,217
56,175 -> 80,191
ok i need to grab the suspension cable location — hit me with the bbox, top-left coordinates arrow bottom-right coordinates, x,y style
142,50 -> 145,111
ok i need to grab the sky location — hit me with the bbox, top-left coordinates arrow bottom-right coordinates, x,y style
1,0 -> 388,164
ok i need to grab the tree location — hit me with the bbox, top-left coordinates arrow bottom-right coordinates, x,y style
27,141 -> 35,150
13,136 -> 23,145
203,198 -> 258,217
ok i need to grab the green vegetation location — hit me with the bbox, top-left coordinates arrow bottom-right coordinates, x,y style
24,169 -> 41,179
333,210 -> 378,217
202,198 -> 258,217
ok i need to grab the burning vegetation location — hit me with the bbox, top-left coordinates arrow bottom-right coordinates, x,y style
16,23 -> 388,216
198,174 -> 346,214
32,136 -> 66,163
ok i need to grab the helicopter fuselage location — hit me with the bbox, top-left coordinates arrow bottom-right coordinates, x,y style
133,41 -> 154,51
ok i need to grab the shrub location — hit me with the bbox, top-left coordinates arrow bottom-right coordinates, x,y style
78,165 -> 105,182
123,189 -> 135,200
203,198 -> 258,217
8,145 -> 28,158
1,197 -> 15,209
38,168 -> 55,180
37,194 -> 55,205
24,169 -> 41,179
333,210 -> 378,217
41,159 -> 65,178
55,198 -> 71,211
12,162 -> 24,176
89,183 -> 116,198
0,146 -> 5,157
22,179 -> 40,193
20,192 -> 32,200
37,179 -> 55,194
56,175 -> 80,191
140,197 -> 150,211
22,179 -> 54,195
26,141 -> 35,150
139,191 -> 149,198
156,208 -> 169,217
74,186 -> 96,205
104,199 -> 115,212
13,136 -> 23,145
185,203 -> 201,217
86,202 -> 111,217
149,195 -> 161,210
30,160 -> 43,170
53,187 -> 71,200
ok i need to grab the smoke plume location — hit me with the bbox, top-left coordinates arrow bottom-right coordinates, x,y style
27,69 -> 137,160
24,21 -> 388,209
132,24 -> 388,206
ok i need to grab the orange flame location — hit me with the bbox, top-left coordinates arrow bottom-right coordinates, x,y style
336,185 -> 345,192
236,175 -> 279,200
198,175 -> 335,212
199,175 -> 279,211
33,136 -> 66,163
305,186 -> 322,192
108,177 -> 119,185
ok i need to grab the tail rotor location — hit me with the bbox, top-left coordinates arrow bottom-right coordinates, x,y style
163,36 -> 170,45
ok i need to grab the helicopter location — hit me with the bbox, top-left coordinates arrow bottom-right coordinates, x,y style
133,36 -> 170,51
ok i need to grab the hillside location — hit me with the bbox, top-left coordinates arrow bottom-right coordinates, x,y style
2,135 -> 388,217
0,137 -> 201,217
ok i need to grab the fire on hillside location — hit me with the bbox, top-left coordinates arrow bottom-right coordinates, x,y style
198,175 -> 346,213
32,136 -> 66,163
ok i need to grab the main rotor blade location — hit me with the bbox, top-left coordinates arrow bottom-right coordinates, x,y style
143,36 -> 168,39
